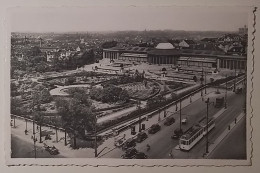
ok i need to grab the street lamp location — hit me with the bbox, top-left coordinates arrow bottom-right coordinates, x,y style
137,100 -> 142,132
205,98 -> 214,154
179,99 -> 182,132
200,68 -> 204,97
233,67 -> 237,92
94,115 -> 98,158
204,70 -> 207,94
32,114 -> 37,158
225,74 -> 228,109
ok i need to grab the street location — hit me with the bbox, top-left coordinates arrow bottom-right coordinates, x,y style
101,89 -> 245,159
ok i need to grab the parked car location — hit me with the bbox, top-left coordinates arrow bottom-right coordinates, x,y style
122,138 -> 136,150
121,148 -> 138,159
136,132 -> 148,143
43,143 -> 59,155
148,124 -> 161,134
164,117 -> 175,126
114,138 -> 126,147
235,87 -> 243,94
133,152 -> 148,159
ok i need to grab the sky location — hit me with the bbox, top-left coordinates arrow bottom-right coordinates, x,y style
10,6 -> 249,32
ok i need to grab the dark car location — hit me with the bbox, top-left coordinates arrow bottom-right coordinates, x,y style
133,152 -> 148,159
121,148 -> 138,159
164,117 -> 175,126
136,132 -> 148,143
122,138 -> 136,150
171,129 -> 183,139
235,87 -> 243,94
148,124 -> 161,134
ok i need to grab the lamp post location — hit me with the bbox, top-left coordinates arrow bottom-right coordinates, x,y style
200,68 -> 204,97
233,67 -> 237,92
137,100 -> 142,132
32,115 -> 37,158
179,99 -> 182,132
225,74 -> 228,109
94,115 -> 98,158
205,98 -> 214,154
204,71 -> 207,94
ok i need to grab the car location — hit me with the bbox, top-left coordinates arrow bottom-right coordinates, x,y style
136,132 -> 148,143
171,134 -> 179,139
181,118 -> 188,124
122,138 -> 136,150
148,124 -> 161,134
121,148 -> 138,159
164,117 -> 175,126
171,129 -> 183,139
43,144 -> 59,155
235,87 -> 243,94
133,152 -> 148,159
114,138 -> 126,147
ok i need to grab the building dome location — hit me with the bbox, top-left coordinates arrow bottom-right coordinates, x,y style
155,43 -> 175,49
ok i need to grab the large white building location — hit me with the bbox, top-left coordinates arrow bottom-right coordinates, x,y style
103,42 -> 247,70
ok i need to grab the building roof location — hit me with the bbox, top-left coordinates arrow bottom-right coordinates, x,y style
121,53 -> 147,58
155,43 -> 174,49
148,49 -> 180,56
178,57 -> 216,63
103,46 -> 150,53
183,40 -> 196,45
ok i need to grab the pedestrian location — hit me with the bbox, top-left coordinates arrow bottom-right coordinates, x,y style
169,149 -> 174,158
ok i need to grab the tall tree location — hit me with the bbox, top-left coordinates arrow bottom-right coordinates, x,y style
56,90 -> 95,149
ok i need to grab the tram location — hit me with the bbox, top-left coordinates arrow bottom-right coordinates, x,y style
179,117 -> 215,151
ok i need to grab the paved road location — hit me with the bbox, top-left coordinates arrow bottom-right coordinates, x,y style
171,92 -> 245,159
101,91 -> 245,159
207,116 -> 246,159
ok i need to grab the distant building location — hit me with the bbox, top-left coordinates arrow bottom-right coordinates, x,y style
239,25 -> 248,35
179,40 -> 196,49
147,43 -> 179,64
76,46 -> 81,52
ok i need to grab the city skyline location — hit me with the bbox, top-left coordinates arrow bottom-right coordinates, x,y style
10,6 -> 248,33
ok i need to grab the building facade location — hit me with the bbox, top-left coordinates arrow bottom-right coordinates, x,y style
103,43 -> 247,70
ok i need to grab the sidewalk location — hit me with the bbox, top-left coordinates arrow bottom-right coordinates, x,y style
205,112 -> 245,158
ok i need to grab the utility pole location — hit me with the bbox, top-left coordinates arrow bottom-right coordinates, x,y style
33,115 -> 37,159
205,98 -> 209,154
137,100 -> 142,132
179,99 -> 182,132
204,70 -> 207,94
233,67 -> 237,92
201,68 -> 204,96
94,115 -> 98,158
225,74 -> 228,109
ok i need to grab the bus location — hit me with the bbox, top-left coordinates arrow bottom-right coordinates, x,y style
179,117 -> 215,151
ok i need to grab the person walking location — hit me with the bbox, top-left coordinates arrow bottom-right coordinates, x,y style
169,149 -> 174,158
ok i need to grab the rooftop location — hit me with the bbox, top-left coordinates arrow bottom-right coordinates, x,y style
155,42 -> 175,49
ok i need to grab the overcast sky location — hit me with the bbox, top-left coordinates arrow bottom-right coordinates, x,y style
10,6 -> 248,32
